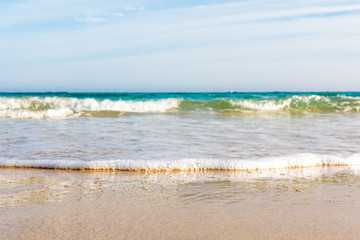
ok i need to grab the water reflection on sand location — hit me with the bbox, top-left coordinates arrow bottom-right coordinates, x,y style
2,166 -> 360,210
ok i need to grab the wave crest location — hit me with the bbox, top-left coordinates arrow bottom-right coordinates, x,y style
1,94 -> 360,119
0,97 -> 181,119
229,95 -> 360,112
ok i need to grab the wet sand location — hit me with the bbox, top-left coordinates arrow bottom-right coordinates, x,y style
1,168 -> 360,239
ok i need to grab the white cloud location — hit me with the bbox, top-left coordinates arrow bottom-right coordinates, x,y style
125,6 -> 145,11
125,6 -> 137,11
1,0 -> 360,91
75,16 -> 106,23
113,13 -> 124,17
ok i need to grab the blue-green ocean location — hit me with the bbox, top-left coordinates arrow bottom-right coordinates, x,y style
1,92 -> 360,172
1,91 -> 360,114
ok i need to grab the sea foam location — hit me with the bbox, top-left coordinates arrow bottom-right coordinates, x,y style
1,153 -> 359,171
230,95 -> 332,111
0,97 -> 181,119
1,94 -> 360,119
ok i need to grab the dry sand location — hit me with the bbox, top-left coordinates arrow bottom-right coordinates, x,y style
1,167 -> 360,239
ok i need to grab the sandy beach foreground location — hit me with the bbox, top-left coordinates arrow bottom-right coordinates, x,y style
1,167 -> 360,240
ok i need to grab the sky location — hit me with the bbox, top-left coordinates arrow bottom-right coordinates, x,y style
1,0 -> 360,92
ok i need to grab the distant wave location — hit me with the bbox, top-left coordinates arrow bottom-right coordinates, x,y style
1,153 -> 359,171
0,97 -> 181,119
1,94 -> 360,119
181,95 -> 360,113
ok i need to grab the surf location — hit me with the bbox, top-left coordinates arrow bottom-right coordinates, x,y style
1,92 -> 360,119
1,153 -> 360,171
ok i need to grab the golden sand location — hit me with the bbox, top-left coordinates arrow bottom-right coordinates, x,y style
1,168 -> 360,239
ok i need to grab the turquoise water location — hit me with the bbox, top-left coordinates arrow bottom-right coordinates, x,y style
1,92 -> 360,117
1,91 -> 360,100
1,92 -> 360,171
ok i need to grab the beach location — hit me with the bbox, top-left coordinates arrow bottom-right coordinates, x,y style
2,167 -> 360,239
1,92 -> 360,239
3,0 -> 360,237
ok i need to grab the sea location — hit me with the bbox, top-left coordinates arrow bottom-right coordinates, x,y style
1,92 -> 360,173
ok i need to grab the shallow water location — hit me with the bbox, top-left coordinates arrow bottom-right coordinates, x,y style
1,92 -> 360,171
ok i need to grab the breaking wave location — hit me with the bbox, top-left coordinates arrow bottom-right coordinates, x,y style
0,97 -> 181,119
1,94 -> 360,119
181,95 -> 360,113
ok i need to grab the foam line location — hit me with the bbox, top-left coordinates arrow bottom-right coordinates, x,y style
1,154 -> 359,171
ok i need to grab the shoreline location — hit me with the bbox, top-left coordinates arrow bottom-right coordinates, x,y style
0,162 -> 356,171
2,168 -> 360,239
1,153 -> 360,172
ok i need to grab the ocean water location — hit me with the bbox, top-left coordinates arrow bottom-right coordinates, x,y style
1,92 -> 360,171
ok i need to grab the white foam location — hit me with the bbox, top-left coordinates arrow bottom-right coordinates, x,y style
1,153 -> 359,171
338,95 -> 360,100
230,95 -> 329,111
0,97 -> 181,119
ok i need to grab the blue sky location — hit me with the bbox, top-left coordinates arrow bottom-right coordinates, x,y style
1,0 -> 360,92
